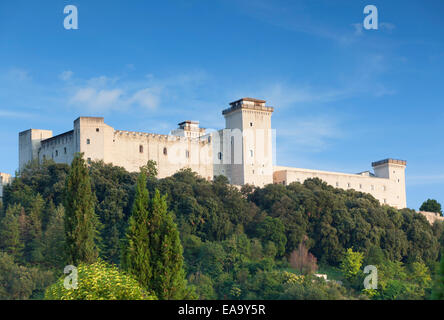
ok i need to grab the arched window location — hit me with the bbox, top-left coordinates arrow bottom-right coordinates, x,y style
163,147 -> 167,155
139,145 -> 143,153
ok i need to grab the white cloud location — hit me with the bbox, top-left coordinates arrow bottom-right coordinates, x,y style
380,22 -> 396,32
262,83 -> 349,109
277,115 -> 343,152
8,68 -> 31,81
129,87 -> 161,109
60,70 -> 73,81
65,70 -> 207,113
70,88 -> 124,111
0,110 -> 35,118
352,23 -> 363,36
408,174 -> 444,186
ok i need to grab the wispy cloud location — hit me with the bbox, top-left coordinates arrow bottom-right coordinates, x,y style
65,70 -> 208,113
408,174 -> 444,186
59,70 -> 74,81
276,115 -> 343,152
258,83 -> 350,109
7,68 -> 31,81
0,110 -> 35,118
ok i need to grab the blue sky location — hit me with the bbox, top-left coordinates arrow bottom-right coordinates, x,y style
0,0 -> 443,209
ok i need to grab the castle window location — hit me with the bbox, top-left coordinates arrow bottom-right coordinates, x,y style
250,150 -> 254,157
398,179 -> 400,183
64,147 -> 67,154
186,150 -> 190,158
336,182 -> 339,187
218,152 -> 222,160
347,183 -> 351,188
163,147 -> 167,155
359,184 -> 362,189
250,122 -> 253,127
96,128 -> 100,132
371,185 -> 374,191
55,150 -> 58,157
139,145 -> 143,153
87,139 -> 90,145
383,186 -> 386,191
384,199 -> 387,204
87,158 -> 91,164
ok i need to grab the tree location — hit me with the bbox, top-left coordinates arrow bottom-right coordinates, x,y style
0,205 -> 23,258
147,189 -> 189,299
64,153 -> 101,265
44,260 -> 156,300
432,251 -> 444,300
420,199 -> 442,216
122,170 -> 189,299
141,160 -> 158,179
289,239 -> 318,275
0,252 -> 54,300
42,205 -> 66,269
255,216 -> 287,257
121,170 -> 152,289
340,248 -> 364,283
26,193 -> 45,264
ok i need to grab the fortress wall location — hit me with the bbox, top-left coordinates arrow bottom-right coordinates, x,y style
39,131 -> 75,165
273,166 -> 406,209
98,129 -> 213,179
19,129 -> 53,170
418,211 -> 444,225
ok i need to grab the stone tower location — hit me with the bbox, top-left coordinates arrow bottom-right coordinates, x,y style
218,98 -> 274,187
19,129 -> 53,171
372,159 -> 407,208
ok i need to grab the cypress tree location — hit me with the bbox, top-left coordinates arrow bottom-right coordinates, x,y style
148,189 -> 187,300
121,170 -> 152,287
122,171 -> 188,299
64,153 -> 100,265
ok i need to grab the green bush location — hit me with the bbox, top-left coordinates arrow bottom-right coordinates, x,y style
44,260 -> 156,300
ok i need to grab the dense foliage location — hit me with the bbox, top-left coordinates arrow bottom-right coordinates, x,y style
0,159 -> 442,300
44,260 -> 156,300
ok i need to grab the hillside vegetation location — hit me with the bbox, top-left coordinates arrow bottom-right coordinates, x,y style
0,159 -> 443,300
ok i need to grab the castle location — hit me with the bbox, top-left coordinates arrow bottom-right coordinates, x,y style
16,97 -> 407,209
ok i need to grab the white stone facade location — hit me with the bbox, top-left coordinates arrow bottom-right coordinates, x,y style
17,97 -> 407,209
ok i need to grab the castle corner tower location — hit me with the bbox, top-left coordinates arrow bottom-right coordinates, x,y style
218,98 -> 274,187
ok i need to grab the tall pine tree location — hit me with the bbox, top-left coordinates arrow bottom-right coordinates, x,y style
149,189 -> 188,299
122,169 -> 188,299
121,170 -> 152,287
0,205 -> 23,259
64,153 -> 100,265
